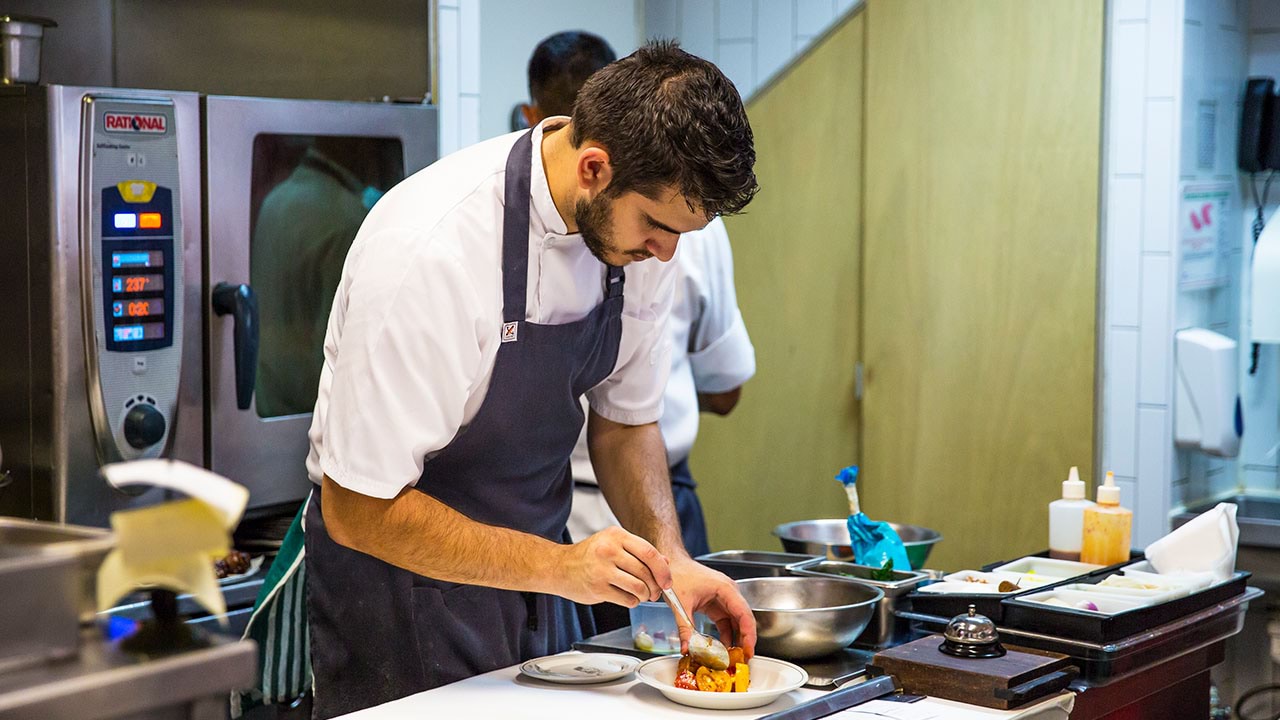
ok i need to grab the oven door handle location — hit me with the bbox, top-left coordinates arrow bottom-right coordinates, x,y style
212,282 -> 260,411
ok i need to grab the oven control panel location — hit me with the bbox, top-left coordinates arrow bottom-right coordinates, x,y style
83,97 -> 184,461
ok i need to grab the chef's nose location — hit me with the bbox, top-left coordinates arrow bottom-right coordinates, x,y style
647,237 -> 678,262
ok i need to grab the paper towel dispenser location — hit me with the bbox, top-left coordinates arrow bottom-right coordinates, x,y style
1175,328 -> 1242,458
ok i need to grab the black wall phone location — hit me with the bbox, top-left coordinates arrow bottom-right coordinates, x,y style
1240,77 -> 1280,172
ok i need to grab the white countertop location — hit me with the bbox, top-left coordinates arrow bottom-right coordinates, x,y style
337,653 -> 1075,719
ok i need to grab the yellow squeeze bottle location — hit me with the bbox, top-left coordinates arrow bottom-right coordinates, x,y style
1080,471 -> 1132,566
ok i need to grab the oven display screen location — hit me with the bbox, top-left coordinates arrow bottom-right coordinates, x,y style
112,274 -> 165,293
112,298 -> 165,319
111,250 -> 164,268
102,183 -> 175,351
113,323 -> 165,342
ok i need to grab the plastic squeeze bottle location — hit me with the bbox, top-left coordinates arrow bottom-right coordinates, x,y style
1048,466 -> 1095,561
1080,471 -> 1133,565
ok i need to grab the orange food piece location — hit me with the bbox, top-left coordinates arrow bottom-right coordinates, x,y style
710,669 -> 732,692
733,663 -> 750,692
695,666 -> 717,692
728,646 -> 746,668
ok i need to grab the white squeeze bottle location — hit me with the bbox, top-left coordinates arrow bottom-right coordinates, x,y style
1048,466 -> 1095,561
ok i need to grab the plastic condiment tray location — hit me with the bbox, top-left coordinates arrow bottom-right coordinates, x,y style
1000,568 -> 1251,641
906,551 -> 1138,622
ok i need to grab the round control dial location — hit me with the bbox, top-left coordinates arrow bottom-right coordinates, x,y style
123,403 -> 166,449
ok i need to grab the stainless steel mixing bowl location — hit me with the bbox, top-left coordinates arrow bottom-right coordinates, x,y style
772,518 -> 942,569
736,576 -> 883,660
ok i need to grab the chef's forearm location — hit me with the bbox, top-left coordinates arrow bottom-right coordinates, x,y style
320,474 -> 566,594
586,412 -> 688,559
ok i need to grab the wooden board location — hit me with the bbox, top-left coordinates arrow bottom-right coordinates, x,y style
870,635 -> 1076,710
859,0 -> 1104,570
695,11 -> 866,552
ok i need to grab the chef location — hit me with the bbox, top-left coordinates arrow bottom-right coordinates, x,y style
301,41 -> 759,718
513,31 -> 758,633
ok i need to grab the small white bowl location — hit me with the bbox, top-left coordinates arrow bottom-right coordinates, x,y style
634,655 -> 808,710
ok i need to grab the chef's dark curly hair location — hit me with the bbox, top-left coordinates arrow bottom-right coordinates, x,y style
528,31 -> 617,118
570,40 -> 757,218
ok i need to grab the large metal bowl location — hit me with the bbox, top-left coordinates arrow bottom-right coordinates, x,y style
736,577 -> 882,660
772,518 -> 942,569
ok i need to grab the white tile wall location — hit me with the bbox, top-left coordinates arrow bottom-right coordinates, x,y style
716,39 -> 756,92
1116,0 -> 1149,23
718,0 -> 755,40
1137,407 -> 1172,543
1149,2 -> 1182,99
1107,179 -> 1144,328
1143,100 -> 1178,253
795,0 -> 834,37
1106,329 -> 1141,477
756,0 -> 797,83
1110,21 -> 1149,176
646,0 -> 861,100
1100,0 -> 1185,549
436,0 -> 481,157
1139,254 -> 1174,405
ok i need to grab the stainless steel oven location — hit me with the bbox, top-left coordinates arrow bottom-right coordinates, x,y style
0,84 -> 437,527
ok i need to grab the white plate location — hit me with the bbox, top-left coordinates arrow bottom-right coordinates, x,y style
219,555 -> 264,585
518,653 -> 639,684
635,655 -> 808,710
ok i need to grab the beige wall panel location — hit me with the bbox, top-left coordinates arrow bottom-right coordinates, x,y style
861,0 -> 1102,570
694,12 -> 866,553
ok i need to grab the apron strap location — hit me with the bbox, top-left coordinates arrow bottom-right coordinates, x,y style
501,131 -> 534,326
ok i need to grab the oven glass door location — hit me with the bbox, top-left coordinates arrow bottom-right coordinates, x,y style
205,96 -> 437,510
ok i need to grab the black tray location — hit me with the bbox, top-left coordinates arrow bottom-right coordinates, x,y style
1000,570 -> 1252,641
979,549 -> 1142,576
907,551 -> 1140,621
899,587 -> 1261,681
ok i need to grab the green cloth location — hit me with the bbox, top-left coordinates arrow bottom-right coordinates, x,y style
231,499 -> 311,718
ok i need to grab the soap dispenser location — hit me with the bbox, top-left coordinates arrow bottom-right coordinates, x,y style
1080,471 -> 1132,566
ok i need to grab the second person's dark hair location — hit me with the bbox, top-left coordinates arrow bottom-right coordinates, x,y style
570,40 -> 757,218
528,31 -> 617,118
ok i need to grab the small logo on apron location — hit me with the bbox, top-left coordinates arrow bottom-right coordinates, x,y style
501,322 -> 519,343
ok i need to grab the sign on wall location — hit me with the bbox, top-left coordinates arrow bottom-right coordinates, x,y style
1178,183 -> 1233,291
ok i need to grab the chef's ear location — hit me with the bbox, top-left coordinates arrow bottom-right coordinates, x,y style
576,145 -> 613,194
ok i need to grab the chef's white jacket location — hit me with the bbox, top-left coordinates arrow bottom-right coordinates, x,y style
306,119 -> 676,500
567,217 -> 756,540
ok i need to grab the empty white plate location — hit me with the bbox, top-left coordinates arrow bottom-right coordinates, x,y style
518,653 -> 640,684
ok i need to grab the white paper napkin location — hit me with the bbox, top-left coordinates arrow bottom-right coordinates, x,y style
1144,502 -> 1239,582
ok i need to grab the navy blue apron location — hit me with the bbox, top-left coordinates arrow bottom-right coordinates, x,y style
304,129 -> 625,719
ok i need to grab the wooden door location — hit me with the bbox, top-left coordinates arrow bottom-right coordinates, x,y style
691,11 -> 867,552
860,0 -> 1103,570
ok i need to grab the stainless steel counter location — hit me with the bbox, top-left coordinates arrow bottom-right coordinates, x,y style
0,627 -> 256,720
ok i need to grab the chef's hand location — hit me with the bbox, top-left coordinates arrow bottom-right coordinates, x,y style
557,526 -> 671,607
669,556 -> 757,659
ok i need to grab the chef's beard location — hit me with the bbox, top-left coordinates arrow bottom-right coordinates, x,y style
575,195 -> 621,265
575,194 -> 653,266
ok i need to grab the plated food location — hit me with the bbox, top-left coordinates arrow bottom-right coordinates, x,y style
635,654 -> 808,710
673,647 -> 749,693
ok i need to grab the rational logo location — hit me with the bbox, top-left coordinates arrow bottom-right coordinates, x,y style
104,112 -> 167,134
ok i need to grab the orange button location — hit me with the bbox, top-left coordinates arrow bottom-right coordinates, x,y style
138,213 -> 162,229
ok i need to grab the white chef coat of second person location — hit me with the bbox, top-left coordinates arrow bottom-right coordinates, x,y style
567,216 -> 756,540
305,120 -> 676,499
